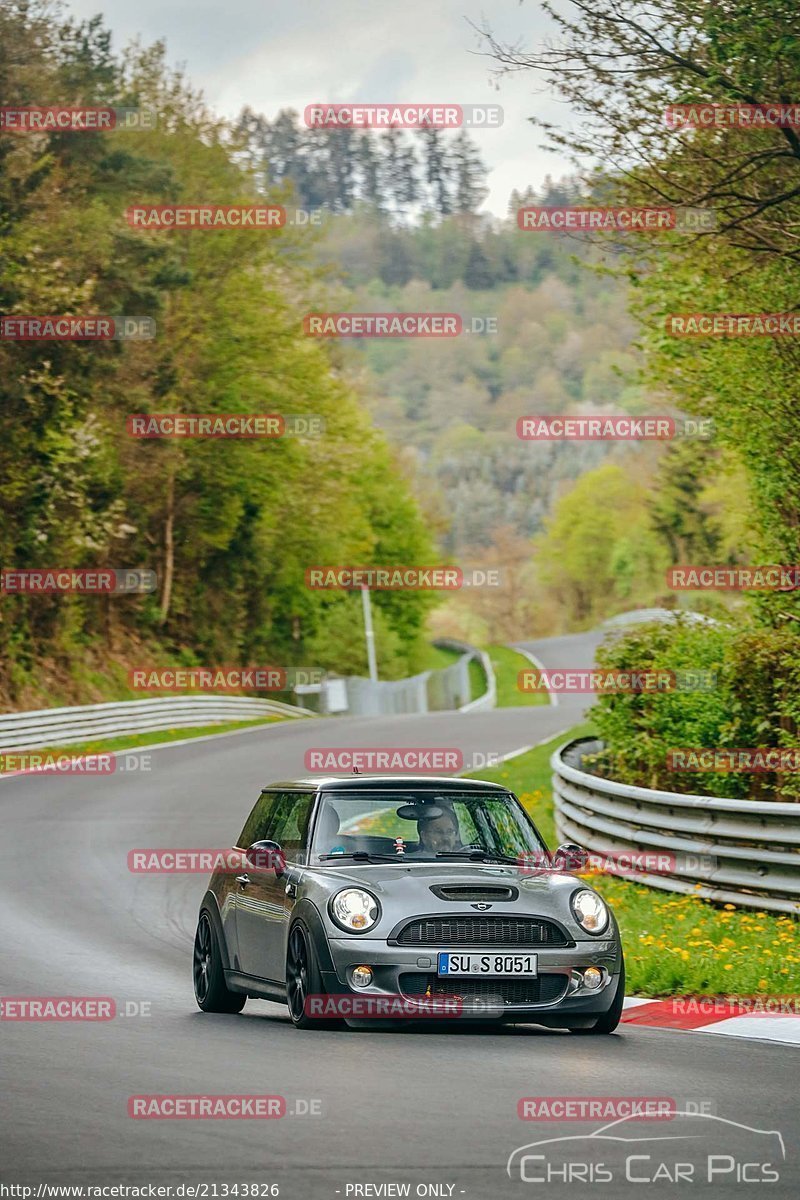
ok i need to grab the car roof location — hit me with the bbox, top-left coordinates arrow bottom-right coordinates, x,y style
261,775 -> 513,794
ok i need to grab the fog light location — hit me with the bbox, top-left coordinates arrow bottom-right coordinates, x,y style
583,967 -> 603,990
352,965 -> 373,988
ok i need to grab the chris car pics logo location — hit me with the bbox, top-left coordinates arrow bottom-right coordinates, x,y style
507,1112 -> 785,1185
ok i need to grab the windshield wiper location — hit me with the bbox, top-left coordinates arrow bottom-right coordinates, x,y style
435,850 -> 523,865
318,851 -> 407,863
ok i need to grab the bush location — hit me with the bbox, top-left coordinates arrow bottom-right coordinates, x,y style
588,617 -> 800,800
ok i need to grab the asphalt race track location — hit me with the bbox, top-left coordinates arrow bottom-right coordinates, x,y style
1,632 -> 798,1198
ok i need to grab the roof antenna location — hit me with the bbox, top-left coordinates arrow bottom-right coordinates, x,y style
353,766 -> 360,774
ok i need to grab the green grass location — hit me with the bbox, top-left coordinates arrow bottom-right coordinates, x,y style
468,655 -> 487,701
465,724 -> 800,997
421,641 -> 541,707
0,717 -> 284,766
420,642 -> 488,704
487,644 -> 549,708
418,643 -> 464,671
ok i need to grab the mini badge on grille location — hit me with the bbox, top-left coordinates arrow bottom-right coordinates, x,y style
471,902 -> 493,910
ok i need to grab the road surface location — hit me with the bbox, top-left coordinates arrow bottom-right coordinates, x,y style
1,632 -> 796,1197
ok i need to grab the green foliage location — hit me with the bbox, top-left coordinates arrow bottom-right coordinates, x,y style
487,645 -> 548,708
481,0 -> 800,626
235,108 -> 489,217
0,2 -> 436,704
534,465 -> 671,627
474,725 -> 800,996
589,619 -> 800,799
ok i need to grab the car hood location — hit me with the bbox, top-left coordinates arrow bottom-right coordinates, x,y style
294,860 -> 611,943
303,860 -> 572,894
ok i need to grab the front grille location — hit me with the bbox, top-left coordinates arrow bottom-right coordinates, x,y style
430,885 -> 518,903
400,972 -> 568,1007
395,915 -> 568,947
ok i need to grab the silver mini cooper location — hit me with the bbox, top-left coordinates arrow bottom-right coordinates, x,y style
193,775 -> 624,1032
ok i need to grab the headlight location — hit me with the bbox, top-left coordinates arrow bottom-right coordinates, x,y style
571,888 -> 609,934
330,888 -> 379,933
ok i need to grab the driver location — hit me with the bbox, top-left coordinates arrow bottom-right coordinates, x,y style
417,806 -> 462,855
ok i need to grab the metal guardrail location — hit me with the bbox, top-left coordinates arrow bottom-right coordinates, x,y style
431,639 -> 496,713
0,695 -> 311,752
552,737 -> 800,915
305,640 -> 496,717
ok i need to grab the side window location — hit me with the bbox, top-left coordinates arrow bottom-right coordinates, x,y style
264,792 -> 314,860
237,791 -> 281,848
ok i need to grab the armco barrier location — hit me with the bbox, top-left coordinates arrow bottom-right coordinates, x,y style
310,640 -> 495,717
431,638 -> 496,714
552,737 -> 800,915
0,695 -> 311,752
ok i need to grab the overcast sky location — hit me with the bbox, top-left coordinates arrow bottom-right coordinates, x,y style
64,0 -> 577,215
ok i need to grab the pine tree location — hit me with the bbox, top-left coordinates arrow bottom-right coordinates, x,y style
450,130 -> 488,214
355,133 -> 383,209
416,125 -> 452,214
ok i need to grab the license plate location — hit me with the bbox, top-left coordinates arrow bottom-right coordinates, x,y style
437,951 -> 538,977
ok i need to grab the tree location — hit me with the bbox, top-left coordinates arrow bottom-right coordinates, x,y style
0,2 -> 439,704
450,130 -> 488,214
462,238 -> 495,289
416,125 -> 453,214
379,127 -> 420,213
482,0 -> 800,624
355,133 -> 383,208
534,465 -> 670,628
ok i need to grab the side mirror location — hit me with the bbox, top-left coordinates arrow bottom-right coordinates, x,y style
246,840 -> 285,876
552,843 -> 588,872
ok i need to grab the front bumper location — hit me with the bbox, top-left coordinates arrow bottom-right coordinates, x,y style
321,935 -> 622,1022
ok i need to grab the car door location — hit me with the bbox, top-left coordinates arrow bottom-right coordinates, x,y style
235,791 -> 313,983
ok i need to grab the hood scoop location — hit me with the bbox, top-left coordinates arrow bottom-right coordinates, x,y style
430,884 -> 518,903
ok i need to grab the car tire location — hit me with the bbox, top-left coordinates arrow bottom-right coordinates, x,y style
568,958 -> 625,1035
286,921 -> 344,1030
193,911 -> 246,1014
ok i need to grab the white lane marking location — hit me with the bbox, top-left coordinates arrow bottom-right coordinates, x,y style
511,646 -> 559,706
694,1016 -> 800,1044
458,729 -> 573,777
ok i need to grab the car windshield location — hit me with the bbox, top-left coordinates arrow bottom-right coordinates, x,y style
309,790 -> 547,864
